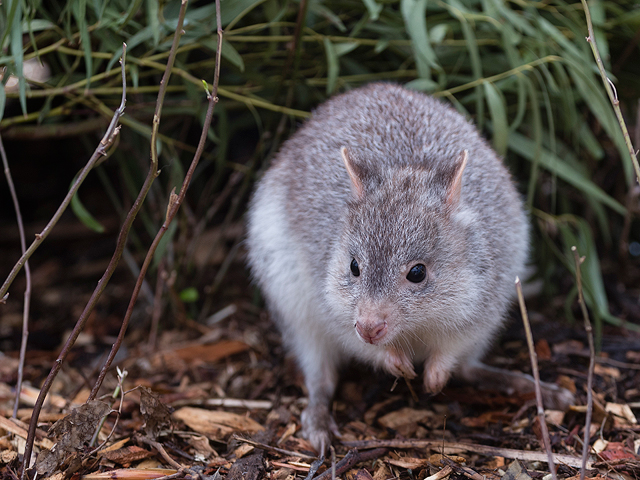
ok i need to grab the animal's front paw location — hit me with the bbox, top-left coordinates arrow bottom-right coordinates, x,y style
423,360 -> 451,394
383,347 -> 416,379
301,403 -> 340,454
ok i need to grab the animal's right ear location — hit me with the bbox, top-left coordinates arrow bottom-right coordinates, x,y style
446,149 -> 468,208
341,147 -> 365,199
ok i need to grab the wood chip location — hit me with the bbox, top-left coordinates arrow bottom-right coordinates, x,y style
81,468 -> 178,479
378,407 -> 435,429
173,407 -> 264,440
388,457 -> 431,469
605,402 -> 637,426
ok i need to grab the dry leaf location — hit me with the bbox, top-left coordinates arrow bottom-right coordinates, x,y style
425,465 -> 453,480
625,351 -> 640,363
502,460 -> 531,480
100,446 -> 154,465
187,435 -> 218,461
599,442 -> 638,462
345,469 -> 375,480
36,401 -> 111,476
387,457 -> 430,469
276,422 -> 297,445
233,443 -> 254,459
272,467 -> 295,480
101,438 -> 130,453
378,407 -> 435,429
429,454 -> 466,465
81,468 -> 177,479
556,375 -> 576,394
173,407 -> 264,441
592,439 -> 608,454
594,364 -> 621,379
372,462 -> 393,480
605,403 -> 637,426
140,388 -> 173,439
1,450 -> 18,464
544,410 -> 565,426
535,339 -> 551,361
156,340 -> 249,366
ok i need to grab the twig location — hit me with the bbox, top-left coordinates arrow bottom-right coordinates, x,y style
330,446 -> 336,480
87,0 -> 190,401
312,448 -> 387,480
19,44 -> 128,480
89,367 -> 128,451
304,458 -> 325,480
580,0 -> 640,186
88,0 -> 224,400
0,65 -> 125,301
341,439 -> 590,469
425,465 -> 453,480
515,277 -> 557,480
0,135 -> 31,420
232,436 -> 317,460
440,457 -> 483,480
572,247 -> 595,480
139,437 -> 184,470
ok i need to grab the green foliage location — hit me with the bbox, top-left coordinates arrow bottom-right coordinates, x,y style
1,0 -> 638,327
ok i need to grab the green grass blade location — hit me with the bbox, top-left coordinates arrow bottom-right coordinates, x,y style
9,0 -> 27,115
146,0 -> 160,46
70,178 -> 106,234
0,0 -> 20,49
119,0 -> 144,29
323,37 -> 339,95
401,0 -> 437,79
72,0 -> 93,89
361,0 -> 382,21
483,82 -> 507,156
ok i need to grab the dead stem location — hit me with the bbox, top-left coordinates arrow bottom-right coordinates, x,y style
89,0 -> 224,399
515,277 -> 557,480
19,44 -> 128,480
580,0 -> 640,186
0,50 -> 126,301
572,246 -> 595,480
87,0 -> 191,401
0,134 -> 31,420
342,439 -> 590,469
313,448 -> 387,480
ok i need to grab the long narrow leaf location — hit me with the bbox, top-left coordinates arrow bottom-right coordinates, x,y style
483,82 -> 507,156
72,0 -> 93,89
509,131 -> 626,216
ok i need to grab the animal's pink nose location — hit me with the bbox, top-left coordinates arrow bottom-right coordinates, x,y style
355,321 -> 387,344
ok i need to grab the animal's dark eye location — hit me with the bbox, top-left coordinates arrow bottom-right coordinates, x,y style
350,258 -> 360,277
407,264 -> 426,283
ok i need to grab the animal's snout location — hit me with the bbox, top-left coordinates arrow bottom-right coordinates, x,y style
355,320 -> 387,344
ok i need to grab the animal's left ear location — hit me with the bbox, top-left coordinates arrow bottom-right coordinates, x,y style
446,150 -> 468,207
341,147 -> 365,199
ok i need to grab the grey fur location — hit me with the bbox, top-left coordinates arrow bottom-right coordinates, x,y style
246,83 -> 572,452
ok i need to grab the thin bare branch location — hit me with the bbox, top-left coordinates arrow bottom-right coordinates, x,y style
87,0 -> 190,401
515,277 -> 557,480
342,439 -> 590,469
580,0 -> 640,185
89,0 -> 224,399
0,134 -> 31,420
572,246 -> 595,480
19,44 -> 128,480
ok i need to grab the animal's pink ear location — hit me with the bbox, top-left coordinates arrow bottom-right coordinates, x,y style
341,147 -> 365,198
446,150 -> 468,207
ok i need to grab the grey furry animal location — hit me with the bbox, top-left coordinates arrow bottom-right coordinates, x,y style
246,83 -> 573,452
